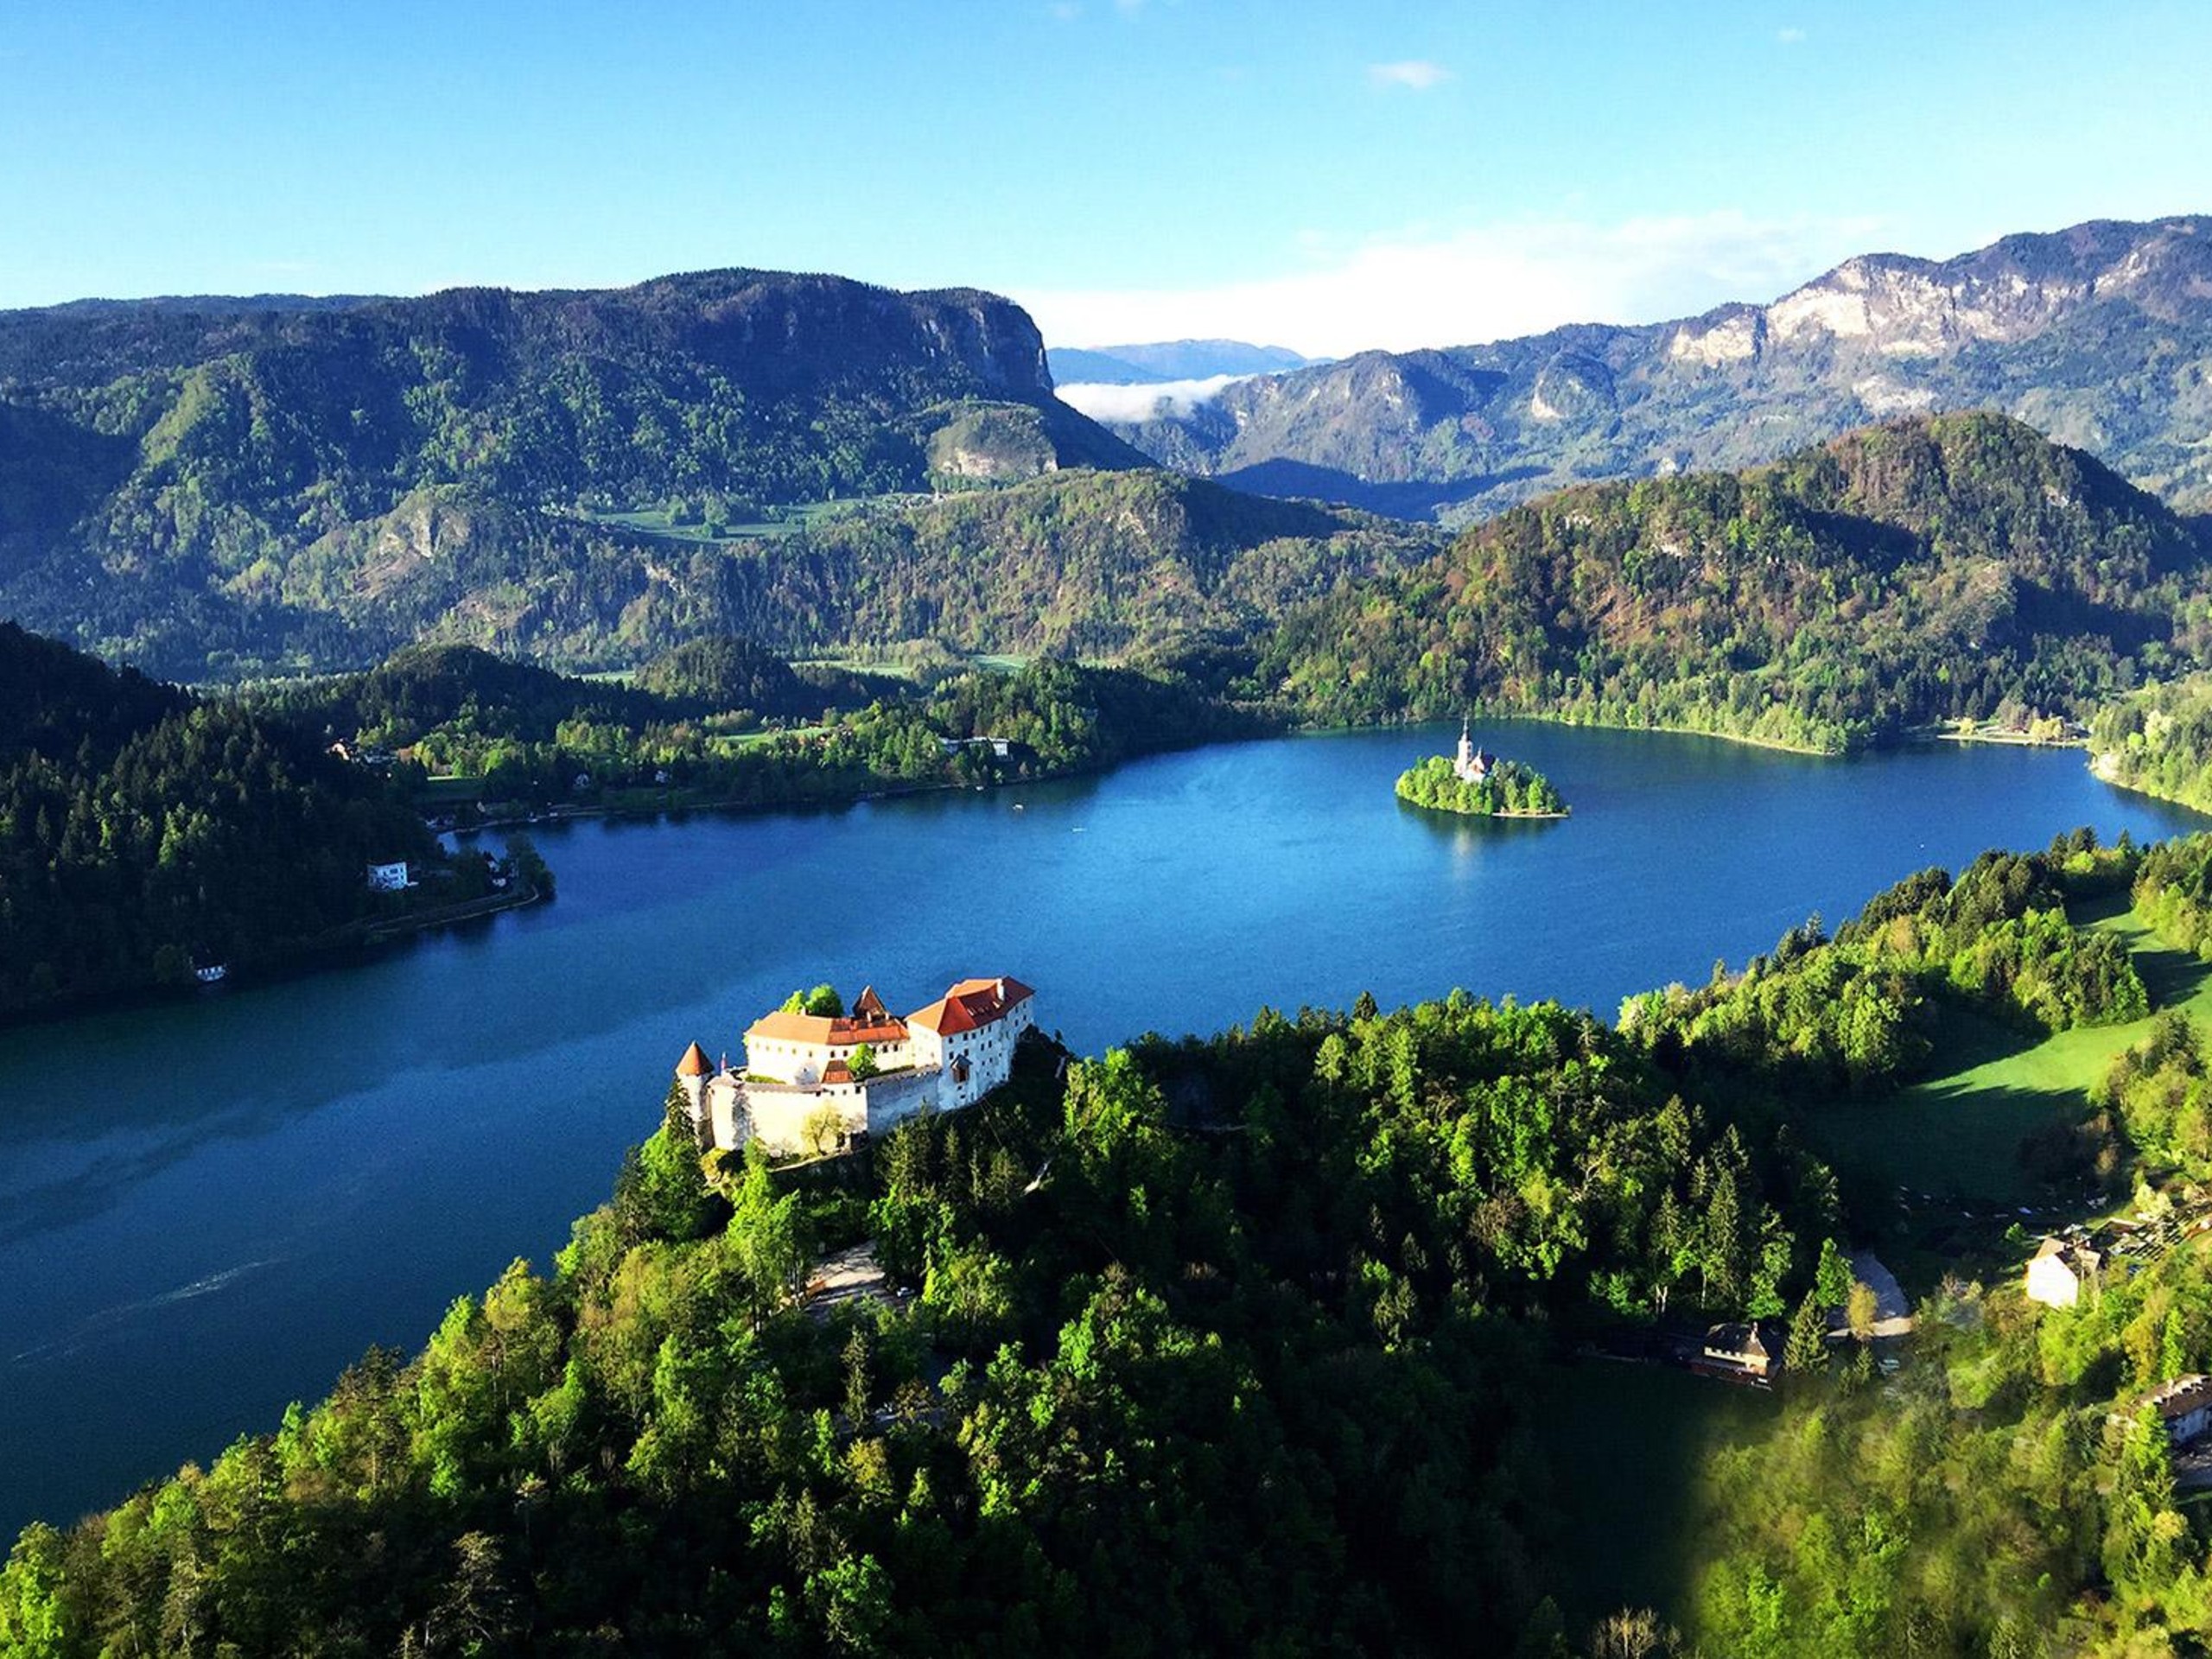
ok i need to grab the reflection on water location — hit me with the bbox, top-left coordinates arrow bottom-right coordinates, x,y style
0,721 -> 2203,1534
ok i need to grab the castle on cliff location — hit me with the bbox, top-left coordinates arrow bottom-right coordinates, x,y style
675,976 -> 1038,1157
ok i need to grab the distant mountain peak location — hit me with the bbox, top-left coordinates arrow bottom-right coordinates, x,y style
1047,339 -> 1316,386
1092,213 -> 2212,524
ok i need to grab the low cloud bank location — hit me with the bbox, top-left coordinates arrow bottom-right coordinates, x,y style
1018,210 -> 1882,359
1057,374 -> 1246,423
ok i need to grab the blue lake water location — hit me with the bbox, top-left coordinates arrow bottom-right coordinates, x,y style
1,721 -> 2203,1535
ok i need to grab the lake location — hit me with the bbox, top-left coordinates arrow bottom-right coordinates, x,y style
1,721 -> 2202,1535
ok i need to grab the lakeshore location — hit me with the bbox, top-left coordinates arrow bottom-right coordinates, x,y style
6,721 -> 2208,1540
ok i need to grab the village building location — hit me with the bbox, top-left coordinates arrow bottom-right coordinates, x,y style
365,860 -> 411,892
1696,1321 -> 1783,1383
2026,1236 -> 2101,1308
1452,719 -> 1497,785
676,976 -> 1038,1158
2146,1375 -> 2212,1446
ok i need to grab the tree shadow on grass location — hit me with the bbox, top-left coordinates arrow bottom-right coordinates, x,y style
1531,1361 -> 1775,1630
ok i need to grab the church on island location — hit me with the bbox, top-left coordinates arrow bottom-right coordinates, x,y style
1453,718 -> 1497,784
675,976 -> 1038,1157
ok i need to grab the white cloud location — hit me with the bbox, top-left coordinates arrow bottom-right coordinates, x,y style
1016,210 -> 1885,359
1056,374 -> 1249,423
1368,59 -> 1452,90
1777,26 -> 1807,44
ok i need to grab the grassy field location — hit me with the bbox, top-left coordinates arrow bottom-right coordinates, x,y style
1804,894 -> 2212,1281
563,499 -> 863,544
791,650 -> 1033,682
709,723 -> 832,753
1531,1362 -> 1777,1627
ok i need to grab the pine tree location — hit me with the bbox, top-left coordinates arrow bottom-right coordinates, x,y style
1784,1290 -> 1827,1376
1814,1236 -> 1853,1307
1703,1170 -> 1745,1308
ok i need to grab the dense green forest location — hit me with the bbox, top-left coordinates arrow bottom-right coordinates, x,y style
253,640 -> 1269,819
1687,1236 -> 2212,1656
2092,674 -> 2212,814
16,840 -> 2211,1654
0,622 -> 448,1016
1395,753 -> 1567,816
0,994 -> 1847,1654
1255,413 -> 2212,753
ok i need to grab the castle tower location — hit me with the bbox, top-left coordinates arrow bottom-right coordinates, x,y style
675,1040 -> 713,1139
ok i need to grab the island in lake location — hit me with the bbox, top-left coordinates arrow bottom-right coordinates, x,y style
1395,722 -> 1569,817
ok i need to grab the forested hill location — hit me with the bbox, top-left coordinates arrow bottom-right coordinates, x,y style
707,468 -> 1440,663
1108,214 -> 2212,523
1255,411 -> 2212,752
12,836 -> 2201,1651
0,270 -> 1149,678
0,622 -> 440,1015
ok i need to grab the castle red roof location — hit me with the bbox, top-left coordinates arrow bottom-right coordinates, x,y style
746,1010 -> 908,1047
909,995 -> 976,1036
677,1041 -> 713,1077
911,976 -> 1034,1034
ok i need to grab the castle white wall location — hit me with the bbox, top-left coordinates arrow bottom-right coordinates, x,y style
743,1033 -> 913,1087
699,985 -> 1036,1160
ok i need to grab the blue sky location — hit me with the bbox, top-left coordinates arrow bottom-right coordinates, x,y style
4,1 -> 2209,353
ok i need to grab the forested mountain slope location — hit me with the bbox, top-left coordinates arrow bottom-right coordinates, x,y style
1109,215 -> 2212,523
1255,412 -> 2212,751
0,271 -> 1151,677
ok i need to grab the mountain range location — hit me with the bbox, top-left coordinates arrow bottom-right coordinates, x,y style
9,216 -> 2212,687
1101,215 -> 2212,524
1045,339 -> 1313,385
0,270 -> 1168,677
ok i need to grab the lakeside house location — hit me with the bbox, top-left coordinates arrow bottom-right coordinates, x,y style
365,860 -> 412,892
1696,1320 -> 1784,1384
677,976 -> 1038,1157
2026,1236 -> 2101,1307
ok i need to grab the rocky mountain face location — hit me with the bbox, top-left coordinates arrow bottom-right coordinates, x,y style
1109,216 -> 2212,523
0,270 -> 1148,677
0,272 -> 1060,400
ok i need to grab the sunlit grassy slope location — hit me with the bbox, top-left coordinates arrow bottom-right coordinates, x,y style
1810,895 -> 2212,1207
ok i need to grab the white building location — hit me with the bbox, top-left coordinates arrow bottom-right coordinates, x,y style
366,861 -> 410,892
2148,1376 -> 2212,1445
2026,1236 -> 2099,1308
677,976 -> 1038,1158
1452,719 -> 1496,785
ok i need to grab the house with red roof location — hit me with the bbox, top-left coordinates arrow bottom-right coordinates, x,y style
674,976 -> 1038,1157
